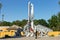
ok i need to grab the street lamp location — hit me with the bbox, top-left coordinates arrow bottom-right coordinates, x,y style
58,1 -> 60,5
0,3 -> 2,23
58,0 -> 60,11
0,3 -> 2,13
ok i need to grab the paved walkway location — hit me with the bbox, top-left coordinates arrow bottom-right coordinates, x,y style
0,36 -> 60,40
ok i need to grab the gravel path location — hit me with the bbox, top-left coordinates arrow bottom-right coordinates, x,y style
0,36 -> 60,40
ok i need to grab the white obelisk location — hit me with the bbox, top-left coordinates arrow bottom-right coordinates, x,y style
28,1 -> 31,23
31,3 -> 34,30
28,1 -> 34,31
25,1 -> 34,37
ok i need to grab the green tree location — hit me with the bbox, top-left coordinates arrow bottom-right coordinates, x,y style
34,19 -> 39,25
12,19 -> 27,28
57,12 -> 60,31
0,21 -> 12,26
21,19 -> 27,27
12,20 -> 22,26
38,19 -> 48,27
48,15 -> 58,30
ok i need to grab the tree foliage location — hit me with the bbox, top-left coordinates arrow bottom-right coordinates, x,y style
0,21 -> 12,26
0,13 -> 60,31
48,12 -> 60,31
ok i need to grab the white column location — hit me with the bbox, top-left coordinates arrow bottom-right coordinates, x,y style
31,3 -> 34,30
28,1 -> 31,23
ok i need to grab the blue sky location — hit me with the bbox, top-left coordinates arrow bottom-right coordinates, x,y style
0,0 -> 59,22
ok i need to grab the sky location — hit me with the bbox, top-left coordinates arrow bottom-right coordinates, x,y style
0,0 -> 60,22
